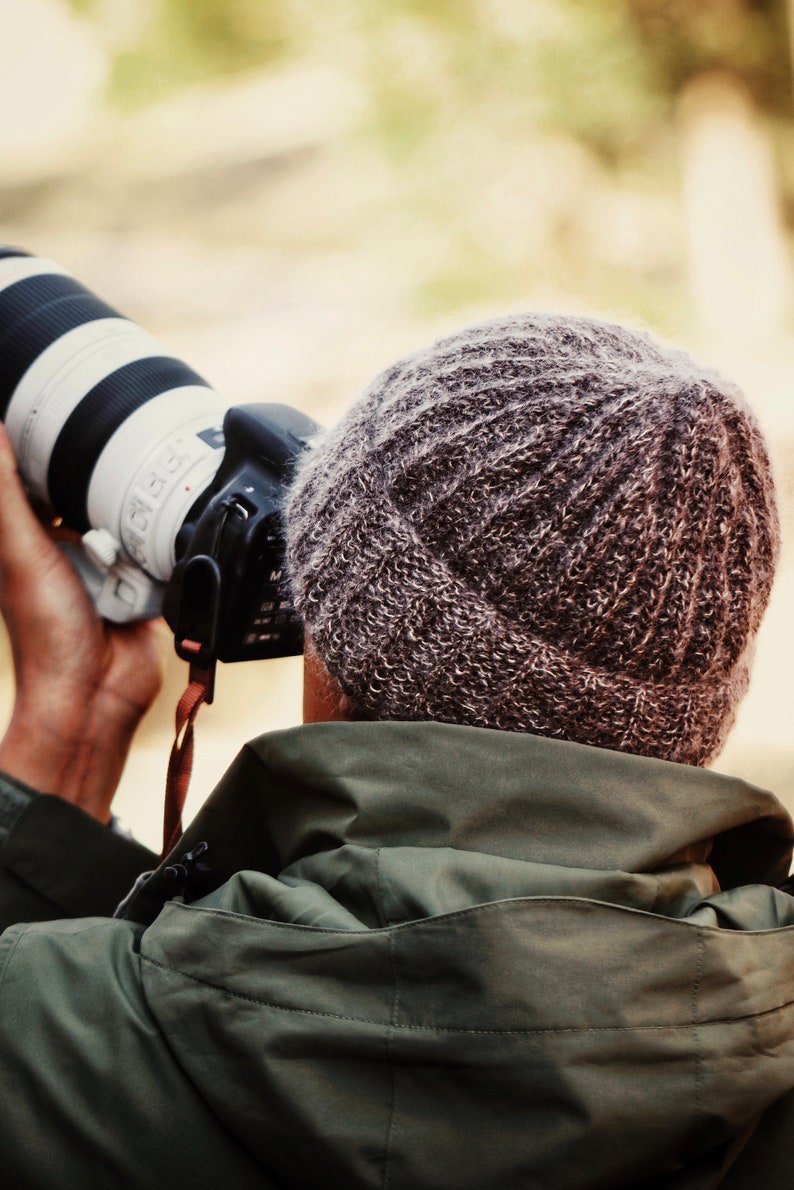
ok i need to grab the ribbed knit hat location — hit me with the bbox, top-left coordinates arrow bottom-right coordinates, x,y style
285,313 -> 780,766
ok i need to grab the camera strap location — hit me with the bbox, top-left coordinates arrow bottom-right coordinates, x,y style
161,662 -> 214,858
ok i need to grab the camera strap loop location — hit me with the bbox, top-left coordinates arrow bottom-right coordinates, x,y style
161,665 -> 212,858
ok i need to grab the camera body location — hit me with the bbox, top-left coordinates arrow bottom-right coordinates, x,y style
163,402 -> 317,666
0,247 -> 320,667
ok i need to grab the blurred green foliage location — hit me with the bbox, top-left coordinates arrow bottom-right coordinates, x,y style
59,0 -> 791,323
358,1 -> 664,163
63,0 -> 792,150
66,0 -> 302,106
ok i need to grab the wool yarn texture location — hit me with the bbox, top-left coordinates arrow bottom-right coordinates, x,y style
285,313 -> 780,766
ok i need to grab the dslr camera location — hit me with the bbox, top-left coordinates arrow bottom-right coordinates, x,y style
0,248 -> 320,677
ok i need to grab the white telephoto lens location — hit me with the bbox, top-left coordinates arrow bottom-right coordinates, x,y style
0,249 -> 231,618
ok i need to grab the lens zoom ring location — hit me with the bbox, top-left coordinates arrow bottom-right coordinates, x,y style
0,275 -> 120,418
48,356 -> 211,531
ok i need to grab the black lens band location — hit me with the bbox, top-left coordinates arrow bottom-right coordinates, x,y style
0,274 -> 120,418
48,356 -> 211,531
0,248 -> 30,261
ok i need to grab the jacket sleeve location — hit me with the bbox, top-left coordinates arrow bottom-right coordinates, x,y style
0,771 -> 158,932
0,913 -> 273,1189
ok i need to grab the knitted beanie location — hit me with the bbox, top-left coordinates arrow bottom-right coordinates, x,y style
285,313 -> 780,766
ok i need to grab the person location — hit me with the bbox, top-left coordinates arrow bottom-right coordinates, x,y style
0,312 -> 791,1189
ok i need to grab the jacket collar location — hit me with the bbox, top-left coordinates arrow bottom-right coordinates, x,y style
200,721 -> 794,886
125,721 -> 793,923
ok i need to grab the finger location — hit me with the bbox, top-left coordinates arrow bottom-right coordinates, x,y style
0,423 -> 61,576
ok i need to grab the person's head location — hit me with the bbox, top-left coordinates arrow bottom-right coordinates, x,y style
286,313 -> 779,766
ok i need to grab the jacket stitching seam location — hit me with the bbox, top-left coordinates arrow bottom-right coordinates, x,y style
140,953 -> 794,1032
382,930 -> 400,1190
163,895 -> 794,937
0,922 -> 32,991
375,847 -> 391,928
692,928 -> 705,1119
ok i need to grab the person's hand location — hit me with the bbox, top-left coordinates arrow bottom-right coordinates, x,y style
0,424 -> 169,821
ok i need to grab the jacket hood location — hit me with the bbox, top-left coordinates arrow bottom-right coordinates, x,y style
132,723 -> 794,1189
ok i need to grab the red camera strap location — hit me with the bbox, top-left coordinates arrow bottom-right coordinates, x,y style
161,667 -> 211,858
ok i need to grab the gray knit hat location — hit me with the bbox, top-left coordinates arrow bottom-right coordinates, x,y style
285,313 -> 780,766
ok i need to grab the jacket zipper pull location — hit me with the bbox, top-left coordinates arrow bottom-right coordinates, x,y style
163,840 -> 213,903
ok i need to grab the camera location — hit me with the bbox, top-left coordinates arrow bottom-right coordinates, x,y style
0,247 -> 320,670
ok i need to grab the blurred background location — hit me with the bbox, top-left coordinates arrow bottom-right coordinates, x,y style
0,0 -> 792,848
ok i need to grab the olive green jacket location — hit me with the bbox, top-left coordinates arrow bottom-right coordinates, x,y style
1,721 -> 794,1189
